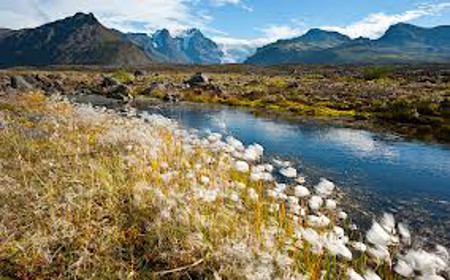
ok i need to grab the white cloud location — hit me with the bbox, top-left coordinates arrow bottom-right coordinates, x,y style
257,25 -> 305,40
209,0 -> 253,12
322,2 -> 450,39
0,0 -> 211,34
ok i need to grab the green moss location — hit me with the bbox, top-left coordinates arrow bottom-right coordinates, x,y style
111,70 -> 134,84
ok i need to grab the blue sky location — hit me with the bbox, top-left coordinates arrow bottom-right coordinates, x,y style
1,0 -> 450,61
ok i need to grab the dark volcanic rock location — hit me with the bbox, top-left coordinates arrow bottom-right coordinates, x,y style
106,84 -> 132,101
101,76 -> 119,88
185,72 -> 209,87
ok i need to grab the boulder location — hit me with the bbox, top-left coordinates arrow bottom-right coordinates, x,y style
163,91 -> 182,102
106,85 -> 133,101
134,69 -> 147,77
101,76 -> 119,88
185,72 -> 209,87
10,76 -> 34,91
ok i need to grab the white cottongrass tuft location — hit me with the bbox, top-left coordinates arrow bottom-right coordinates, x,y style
248,188 -> 259,202
308,195 -> 323,210
226,136 -> 245,151
243,143 -> 264,162
295,176 -> 306,184
338,211 -> 348,220
351,241 -> 367,252
363,270 -> 382,280
400,249 -> 447,276
301,228 -> 323,254
380,212 -> 396,234
325,199 -> 337,210
366,220 -> 391,247
294,185 -> 310,198
235,160 -> 250,173
367,244 -> 391,263
394,259 -> 414,278
348,268 -> 365,280
314,178 -> 335,196
280,167 -> 297,178
397,222 -> 411,245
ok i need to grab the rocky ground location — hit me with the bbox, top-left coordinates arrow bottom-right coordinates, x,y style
1,64 -> 450,143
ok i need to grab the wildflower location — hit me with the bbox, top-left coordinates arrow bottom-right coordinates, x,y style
348,268 -> 365,280
243,144 -> 264,162
325,199 -> 337,210
394,260 -> 414,278
323,232 -> 352,260
269,203 -> 280,213
435,245 -> 449,262
380,213 -> 396,234
317,215 -> 330,228
301,228 -> 323,254
267,190 -> 277,199
250,172 -> 262,181
280,167 -> 297,178
315,178 -> 335,196
226,136 -> 245,151
229,192 -> 240,203
351,241 -> 367,252
363,270 -> 381,280
287,196 -> 299,206
397,223 -> 411,245
235,160 -> 250,173
367,244 -> 391,263
248,188 -> 259,201
309,195 -> 323,210
401,249 -> 447,276
333,226 -> 345,238
296,176 -> 306,184
366,221 -> 391,247
294,185 -> 310,198
203,189 -> 219,203
263,164 -> 274,173
338,211 -> 348,220
207,132 -> 222,143
201,176 -> 210,185
290,204 -> 301,216
274,183 -> 287,193
416,276 -> 446,280
260,172 -> 274,182
273,158 -> 291,168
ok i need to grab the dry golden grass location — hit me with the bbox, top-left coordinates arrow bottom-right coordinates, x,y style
0,92 -> 446,280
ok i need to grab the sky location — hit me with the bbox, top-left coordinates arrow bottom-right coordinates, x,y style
1,0 -> 450,62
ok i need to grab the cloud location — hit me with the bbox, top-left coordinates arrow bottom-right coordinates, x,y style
0,0 -> 211,34
322,2 -> 450,39
257,25 -> 305,40
209,0 -> 253,12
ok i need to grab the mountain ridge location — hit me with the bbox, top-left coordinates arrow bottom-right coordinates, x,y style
246,23 -> 450,65
0,12 -> 224,67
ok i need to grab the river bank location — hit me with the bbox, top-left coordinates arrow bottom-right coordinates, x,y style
1,91 -> 449,279
2,65 -> 450,144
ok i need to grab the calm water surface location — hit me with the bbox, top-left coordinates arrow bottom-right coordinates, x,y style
139,102 -> 450,246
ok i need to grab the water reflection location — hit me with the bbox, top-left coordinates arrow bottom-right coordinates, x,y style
142,102 -> 450,245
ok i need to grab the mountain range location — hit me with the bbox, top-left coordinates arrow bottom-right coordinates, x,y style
0,13 -> 223,67
1,12 -> 450,67
245,23 -> 450,65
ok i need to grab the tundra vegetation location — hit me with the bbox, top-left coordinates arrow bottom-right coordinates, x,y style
2,64 -> 449,143
0,88 -> 448,279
